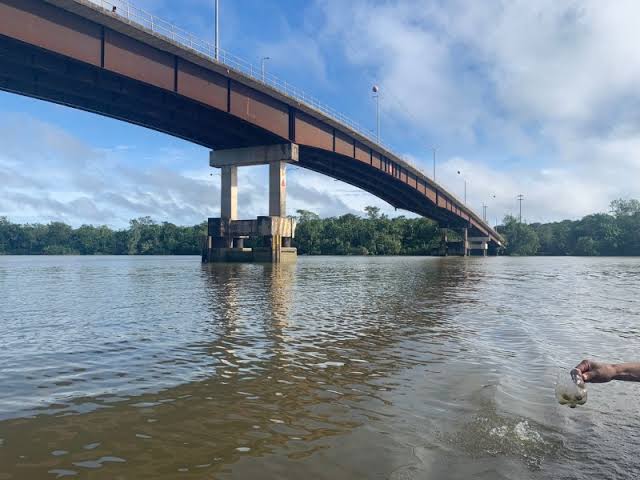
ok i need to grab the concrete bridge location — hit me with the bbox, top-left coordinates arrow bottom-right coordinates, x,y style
0,0 -> 504,261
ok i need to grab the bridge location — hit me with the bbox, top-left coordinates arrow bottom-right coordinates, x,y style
0,0 -> 504,261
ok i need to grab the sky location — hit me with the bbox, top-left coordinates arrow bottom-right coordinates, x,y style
2,0 -> 640,227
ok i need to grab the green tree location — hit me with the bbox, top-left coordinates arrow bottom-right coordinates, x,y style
364,206 -> 381,220
500,215 -> 540,256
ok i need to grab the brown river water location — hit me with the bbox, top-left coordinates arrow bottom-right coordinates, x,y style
1,256 -> 639,479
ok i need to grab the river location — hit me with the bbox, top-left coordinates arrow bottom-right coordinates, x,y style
1,256 -> 639,479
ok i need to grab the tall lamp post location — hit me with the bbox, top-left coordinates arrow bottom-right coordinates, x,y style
261,56 -> 270,82
432,147 -> 436,181
457,170 -> 467,204
214,0 -> 219,60
372,85 -> 380,143
484,194 -> 496,223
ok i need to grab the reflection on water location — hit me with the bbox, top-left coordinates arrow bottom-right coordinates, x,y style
1,256 -> 639,479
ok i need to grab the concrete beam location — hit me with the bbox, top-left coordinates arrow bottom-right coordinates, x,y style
210,143 -> 299,168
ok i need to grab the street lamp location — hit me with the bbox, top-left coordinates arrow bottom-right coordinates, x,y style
484,194 -> 496,222
457,170 -> 467,204
261,56 -> 270,82
372,85 -> 380,143
432,147 -> 436,181
214,0 -> 219,60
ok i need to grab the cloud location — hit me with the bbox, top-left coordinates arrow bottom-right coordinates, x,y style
316,0 -> 640,221
0,112 -> 388,227
5,1 -> 640,225
0,113 -> 220,227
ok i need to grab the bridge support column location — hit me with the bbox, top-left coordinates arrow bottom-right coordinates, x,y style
439,228 -> 449,256
463,227 -> 469,257
269,160 -> 286,217
468,236 -> 490,256
220,165 -> 238,221
203,144 -> 299,263
443,226 -> 471,256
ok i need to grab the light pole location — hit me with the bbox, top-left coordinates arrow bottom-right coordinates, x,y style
261,56 -> 270,82
432,147 -> 436,181
457,170 -> 467,204
484,194 -> 495,223
214,0 -> 219,60
372,85 -> 380,143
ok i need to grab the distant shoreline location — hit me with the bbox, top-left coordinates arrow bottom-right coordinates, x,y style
3,199 -> 640,256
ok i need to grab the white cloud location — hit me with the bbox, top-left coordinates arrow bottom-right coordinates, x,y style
317,0 -> 640,220
0,113 -> 389,227
5,1 -> 640,224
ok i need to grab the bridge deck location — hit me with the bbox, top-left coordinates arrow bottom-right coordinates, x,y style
0,0 -> 504,245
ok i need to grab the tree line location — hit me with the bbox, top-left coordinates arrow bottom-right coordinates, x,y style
294,206 -> 441,255
0,216 -> 205,255
1,199 -> 639,256
498,199 -> 640,256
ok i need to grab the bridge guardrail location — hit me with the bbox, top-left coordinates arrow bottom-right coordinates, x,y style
80,0 -> 499,239
85,0 -> 382,144
83,1 -> 441,177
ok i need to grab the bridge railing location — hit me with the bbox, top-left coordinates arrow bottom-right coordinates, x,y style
81,0 -> 497,237
85,0 -> 382,146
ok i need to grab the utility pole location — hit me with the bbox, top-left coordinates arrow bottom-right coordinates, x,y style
517,194 -> 524,223
214,0 -> 219,60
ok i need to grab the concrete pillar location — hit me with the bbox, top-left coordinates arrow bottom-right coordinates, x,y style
233,237 -> 245,249
441,228 -> 449,256
221,165 -> 238,220
269,160 -> 286,217
463,227 -> 468,257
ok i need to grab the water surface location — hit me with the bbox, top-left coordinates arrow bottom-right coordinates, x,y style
1,256 -> 639,479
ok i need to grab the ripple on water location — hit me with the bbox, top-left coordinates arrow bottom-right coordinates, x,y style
73,456 -> 126,469
1,256 -> 639,479
48,469 -> 78,478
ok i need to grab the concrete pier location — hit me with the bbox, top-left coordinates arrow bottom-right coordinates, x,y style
468,236 -> 490,256
444,227 -> 495,256
203,144 -> 299,263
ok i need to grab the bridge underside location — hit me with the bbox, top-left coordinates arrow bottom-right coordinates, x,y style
0,32 -> 471,232
299,147 -> 455,225
0,33 -> 282,151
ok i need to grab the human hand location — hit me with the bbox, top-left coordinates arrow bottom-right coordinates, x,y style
575,359 -> 618,383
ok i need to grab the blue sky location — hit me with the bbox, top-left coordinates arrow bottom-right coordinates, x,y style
2,0 -> 640,227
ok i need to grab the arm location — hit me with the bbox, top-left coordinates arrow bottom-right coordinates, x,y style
612,363 -> 640,382
575,360 -> 640,383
